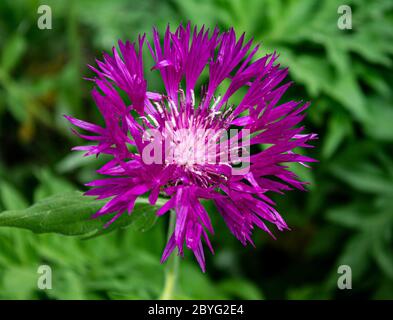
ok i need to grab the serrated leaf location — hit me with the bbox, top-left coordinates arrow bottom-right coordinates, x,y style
0,191 -> 163,237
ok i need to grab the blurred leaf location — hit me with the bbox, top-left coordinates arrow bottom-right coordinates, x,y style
0,75 -> 27,122
372,233 -> 393,279
289,55 -> 331,97
356,64 -> 390,98
364,98 -> 393,141
48,269 -> 87,300
217,278 -> 264,300
328,72 -> 368,122
347,32 -> 393,67
0,34 -> 26,73
322,113 -> 350,158
331,165 -> 393,195
0,181 -> 28,210
336,234 -> 370,282
178,263 -> 227,299
325,37 -> 350,75
33,169 -> 75,202
326,205 -> 365,230
0,266 -> 37,299
56,152 -> 95,173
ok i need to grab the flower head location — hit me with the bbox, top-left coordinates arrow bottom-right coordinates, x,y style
66,23 -> 317,272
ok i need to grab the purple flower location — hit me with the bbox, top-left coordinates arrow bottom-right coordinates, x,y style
66,23 -> 317,272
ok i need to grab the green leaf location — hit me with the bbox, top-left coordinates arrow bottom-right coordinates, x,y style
1,79 -> 29,122
56,152 -> 96,173
372,234 -> 393,279
289,55 -> 332,97
336,234 -> 371,282
331,165 -> 393,195
325,38 -> 349,74
328,71 -> 368,122
364,98 -> 393,141
33,169 -> 75,202
0,181 -> 28,210
347,32 -> 393,67
0,191 -> 163,237
178,263 -> 227,299
322,113 -> 350,158
0,34 -> 27,73
217,279 -> 264,300
326,205 -> 366,230
0,266 -> 38,299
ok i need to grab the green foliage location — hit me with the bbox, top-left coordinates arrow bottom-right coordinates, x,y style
0,0 -> 392,299
0,191 -> 162,236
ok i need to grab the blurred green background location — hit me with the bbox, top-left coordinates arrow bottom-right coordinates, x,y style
0,0 -> 392,299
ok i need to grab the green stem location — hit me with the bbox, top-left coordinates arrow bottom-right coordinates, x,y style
159,210 -> 179,300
